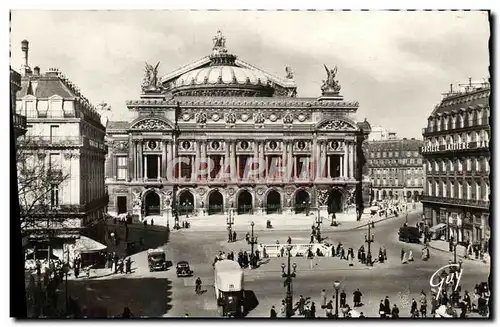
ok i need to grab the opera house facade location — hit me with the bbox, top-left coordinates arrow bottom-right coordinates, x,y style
105,31 -> 371,223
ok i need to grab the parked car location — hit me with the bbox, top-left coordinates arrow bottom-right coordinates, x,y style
176,261 -> 193,277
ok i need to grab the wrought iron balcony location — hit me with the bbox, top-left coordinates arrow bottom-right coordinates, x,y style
421,141 -> 490,154
421,195 -> 489,209
13,112 -> 27,136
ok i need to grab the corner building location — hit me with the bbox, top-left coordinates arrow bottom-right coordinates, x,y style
106,32 -> 371,223
421,82 -> 490,245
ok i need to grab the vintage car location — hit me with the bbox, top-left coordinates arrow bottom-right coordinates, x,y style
147,248 -> 167,272
176,261 -> 193,277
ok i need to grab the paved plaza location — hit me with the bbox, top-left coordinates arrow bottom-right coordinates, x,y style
59,206 -> 489,318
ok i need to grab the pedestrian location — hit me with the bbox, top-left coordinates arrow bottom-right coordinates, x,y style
340,247 -> 346,260
359,312 -> 365,318
121,306 -> 133,318
151,218 -> 154,226
331,245 -> 336,257
321,289 -> 327,308
270,305 -> 277,318
340,290 -> 346,307
125,257 -> 132,274
384,296 -> 391,316
353,289 -> 362,307
410,298 -> 418,318
357,248 -> 362,261
402,252 -> 408,264
431,295 -> 438,316
74,263 -> 80,278
379,300 -> 386,318
391,304 -> 399,318
463,291 -> 471,312
408,250 -> 414,262
232,231 -> 237,242
326,300 -> 333,317
280,247 -> 285,257
280,300 -> 286,317
310,234 -> 314,243
361,251 -> 366,264
118,259 -> 124,274
245,233 -> 250,243
400,249 -> 405,262
310,302 -> 316,318
298,295 -> 306,315
287,236 -> 292,244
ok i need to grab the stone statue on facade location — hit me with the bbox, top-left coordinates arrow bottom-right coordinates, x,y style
141,62 -> 161,93
133,191 -> 142,209
213,30 -> 227,54
317,189 -> 329,206
285,66 -> 294,79
321,64 -> 342,94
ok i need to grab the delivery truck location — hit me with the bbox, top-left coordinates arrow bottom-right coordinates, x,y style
214,260 -> 244,317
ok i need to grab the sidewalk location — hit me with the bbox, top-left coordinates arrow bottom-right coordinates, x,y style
427,240 -> 490,265
173,206 -> 420,233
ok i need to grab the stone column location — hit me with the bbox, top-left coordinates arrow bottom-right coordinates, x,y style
157,155 -> 161,181
265,156 -> 269,179
162,140 -> 167,179
253,141 -> 259,180
287,141 -> 293,181
349,142 -> 354,178
315,140 -> 321,180
259,141 -> 265,179
128,135 -> 133,182
311,136 -> 317,181
131,140 -> 136,181
281,141 -> 287,181
340,153 -> 343,178
201,141 -> 207,181
236,155 -> 240,180
167,141 -> 173,181
138,141 -> 143,180
230,141 -> 237,181
224,141 -> 230,180
344,142 -> 348,178
144,155 -> 148,180
193,140 -> 200,182
327,154 -> 331,178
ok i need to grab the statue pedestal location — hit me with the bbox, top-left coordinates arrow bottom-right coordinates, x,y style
256,208 -> 263,216
164,207 -> 172,226
319,206 -> 329,220
284,207 -> 293,215
133,207 -> 142,222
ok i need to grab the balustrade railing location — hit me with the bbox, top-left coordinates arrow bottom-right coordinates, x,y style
421,195 -> 489,208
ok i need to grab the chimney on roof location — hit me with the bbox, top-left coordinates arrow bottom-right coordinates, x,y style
411,138 -> 415,140
33,66 -> 40,75
21,40 -> 32,76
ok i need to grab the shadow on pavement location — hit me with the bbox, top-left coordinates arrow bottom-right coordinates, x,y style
64,277 -> 173,317
243,290 -> 259,316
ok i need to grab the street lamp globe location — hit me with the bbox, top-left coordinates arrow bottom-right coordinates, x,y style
251,221 -> 255,227
281,263 -> 286,271
333,280 -> 341,290
292,263 -> 297,270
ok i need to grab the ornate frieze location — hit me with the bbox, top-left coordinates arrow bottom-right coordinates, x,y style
196,112 -> 207,124
317,189 -> 329,206
225,111 -> 236,125
254,111 -> 265,125
112,141 -> 129,152
320,119 -> 356,131
131,119 -> 171,131
283,111 -> 293,124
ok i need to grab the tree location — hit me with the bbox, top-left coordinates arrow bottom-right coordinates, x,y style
16,135 -> 74,260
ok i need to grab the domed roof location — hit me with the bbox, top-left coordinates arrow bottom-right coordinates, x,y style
173,65 -> 270,88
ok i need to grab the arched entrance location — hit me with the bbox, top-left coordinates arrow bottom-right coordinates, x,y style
237,190 -> 252,214
294,189 -> 310,214
144,191 -> 161,216
388,190 -> 393,199
266,190 -> 281,214
375,190 -> 380,201
178,190 -> 194,216
382,190 -> 387,199
327,189 -> 344,214
413,190 -> 420,202
208,190 -> 224,215
407,191 -> 412,200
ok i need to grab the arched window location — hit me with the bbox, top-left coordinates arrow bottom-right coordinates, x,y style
434,161 -> 439,172
450,181 -> 455,198
435,181 -> 439,197
442,181 -> 447,198
443,115 -> 449,130
477,108 -> 483,125
459,113 -> 465,128
466,182 -> 472,200
458,182 -> 463,199
485,158 -> 490,172
442,160 -> 446,172
466,158 -> 471,171
467,111 -> 474,127
436,118 -> 441,131
428,181 -> 433,196
484,182 -> 490,202
457,159 -> 463,172
449,159 -> 454,172
476,181 -> 481,201
451,114 -> 457,129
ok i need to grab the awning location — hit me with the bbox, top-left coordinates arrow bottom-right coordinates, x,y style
429,223 -> 446,233
74,236 -> 107,254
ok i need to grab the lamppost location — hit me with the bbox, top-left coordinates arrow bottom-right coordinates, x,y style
305,201 -> 310,216
171,102 -> 181,231
405,200 -> 408,225
249,221 -> 258,255
333,280 -> 341,318
315,211 -> 323,229
226,210 -> 234,243
453,240 -> 458,264
364,220 -> 375,266
281,245 -> 297,318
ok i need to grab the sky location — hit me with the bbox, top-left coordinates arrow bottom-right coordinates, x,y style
10,10 -> 490,138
